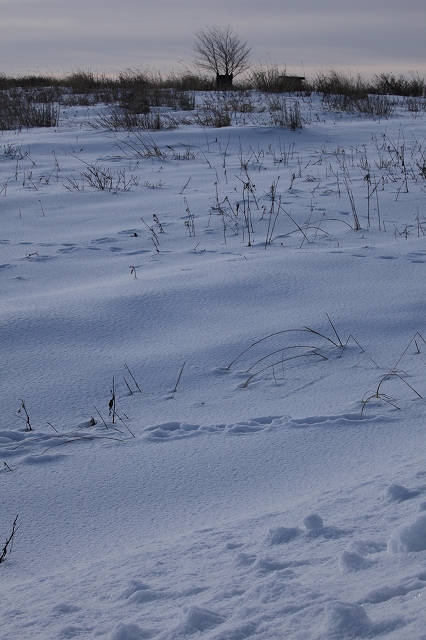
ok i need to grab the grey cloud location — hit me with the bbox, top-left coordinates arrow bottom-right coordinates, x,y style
0,0 -> 425,76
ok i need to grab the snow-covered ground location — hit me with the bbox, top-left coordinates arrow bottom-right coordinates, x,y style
2,95 -> 426,639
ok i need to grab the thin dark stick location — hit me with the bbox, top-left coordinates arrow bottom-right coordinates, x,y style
246,345 -> 320,372
17,400 -> 32,431
179,177 -> 191,194
0,516 -> 20,564
112,411 -> 136,438
326,313 -> 343,347
41,435 -> 125,455
125,365 -> 142,393
123,378 -> 133,395
339,334 -> 365,358
94,405 -> 108,429
109,377 -> 116,424
226,327 -> 337,370
243,352 -> 326,388
173,362 -> 186,394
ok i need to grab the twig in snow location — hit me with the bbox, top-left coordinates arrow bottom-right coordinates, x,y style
125,364 -> 142,393
17,400 -> 32,431
0,516 -> 20,564
172,362 -> 186,395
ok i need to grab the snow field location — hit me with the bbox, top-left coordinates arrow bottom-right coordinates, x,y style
2,96 -> 426,638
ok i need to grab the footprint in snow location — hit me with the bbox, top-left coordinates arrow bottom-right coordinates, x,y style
383,483 -> 421,502
267,514 -> 350,547
316,601 -> 405,639
304,514 -> 324,530
234,552 -> 257,567
388,512 -> 426,553
289,413 -> 367,428
348,539 -> 387,556
59,625 -> 93,639
120,579 -> 170,604
109,622 -> 156,639
23,453 -> 65,465
302,513 -> 351,540
92,237 -> 115,244
58,245 -> 77,253
254,556 -> 296,574
118,229 -> 140,235
360,577 -> 426,604
304,525 -> 350,541
120,579 -> 150,600
52,603 -> 81,615
144,417 -> 281,441
144,421 -> 202,440
339,550 -> 374,573
340,539 -> 386,570
225,541 -> 244,550
175,605 -> 225,635
267,526 -> 303,545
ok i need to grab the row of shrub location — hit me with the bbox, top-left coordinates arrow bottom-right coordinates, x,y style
0,70 -> 215,104
1,67 -> 425,131
1,67 -> 425,98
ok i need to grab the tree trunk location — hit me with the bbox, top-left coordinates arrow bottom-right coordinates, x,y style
216,73 -> 233,88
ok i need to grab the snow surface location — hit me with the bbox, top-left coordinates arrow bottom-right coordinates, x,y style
2,95 -> 426,638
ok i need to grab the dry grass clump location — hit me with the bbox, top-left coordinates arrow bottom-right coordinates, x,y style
0,88 -> 60,130
311,70 -> 369,99
94,107 -> 183,132
372,72 -> 426,97
310,70 -> 409,118
250,63 -> 305,93
310,70 -> 426,99
322,93 -> 396,118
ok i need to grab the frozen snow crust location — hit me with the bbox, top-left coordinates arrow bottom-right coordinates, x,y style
2,96 -> 426,638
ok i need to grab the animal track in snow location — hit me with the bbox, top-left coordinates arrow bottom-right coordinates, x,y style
267,526 -> 303,545
339,550 -> 374,573
143,416 -> 283,440
383,483 -> 421,502
388,513 -> 426,553
361,578 -> 426,604
318,601 -> 405,639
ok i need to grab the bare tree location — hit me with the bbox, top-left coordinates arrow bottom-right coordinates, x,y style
193,26 -> 251,86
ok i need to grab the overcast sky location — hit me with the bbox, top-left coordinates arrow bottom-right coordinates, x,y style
1,0 -> 425,78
